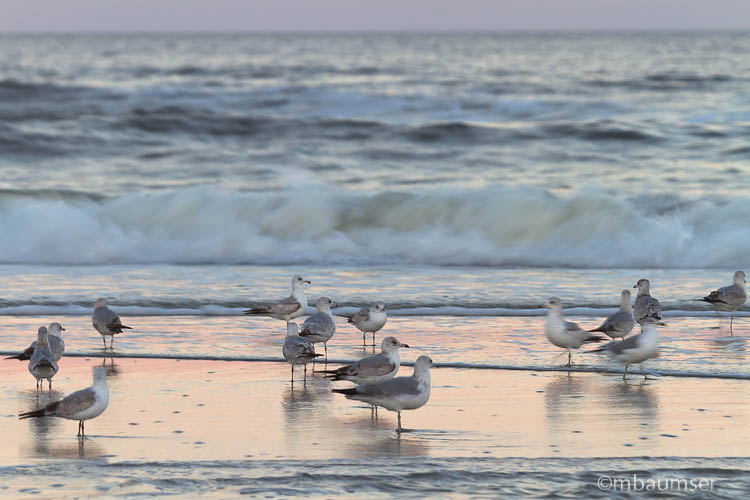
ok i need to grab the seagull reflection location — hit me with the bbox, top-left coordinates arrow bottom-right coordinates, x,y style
101,356 -> 120,377
604,381 -> 658,421
709,335 -> 747,356
344,427 -> 432,457
281,378 -> 334,433
22,417 -> 105,459
544,373 -> 587,415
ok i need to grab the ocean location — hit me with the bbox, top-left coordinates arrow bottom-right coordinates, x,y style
1,32 -> 749,498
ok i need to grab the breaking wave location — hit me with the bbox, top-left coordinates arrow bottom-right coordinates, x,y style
1,184 -> 749,268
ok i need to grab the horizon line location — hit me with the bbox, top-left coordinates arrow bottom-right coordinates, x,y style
1,27 -> 750,36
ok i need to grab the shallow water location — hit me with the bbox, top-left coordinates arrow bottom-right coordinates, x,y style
1,358 -> 749,498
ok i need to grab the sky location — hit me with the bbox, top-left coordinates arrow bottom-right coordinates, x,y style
1,0 -> 749,32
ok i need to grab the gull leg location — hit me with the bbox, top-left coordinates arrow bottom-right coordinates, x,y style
397,411 -> 402,433
372,332 -> 376,346
77,421 -> 82,437
290,364 -> 294,383
48,378 -> 52,391
81,421 -> 85,437
566,350 -> 572,368
102,336 -> 107,349
363,333 -> 367,346
730,314 -> 734,336
324,343 -> 328,361
623,363 -> 629,381
304,365 -> 308,384
640,363 -> 649,381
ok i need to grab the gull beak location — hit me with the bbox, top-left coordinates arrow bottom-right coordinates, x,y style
61,327 -> 66,331
331,302 -> 338,309
632,284 -> 638,288
401,343 -> 410,348
304,280 -> 311,285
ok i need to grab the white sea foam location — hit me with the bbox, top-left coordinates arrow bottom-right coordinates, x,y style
2,184 -> 750,268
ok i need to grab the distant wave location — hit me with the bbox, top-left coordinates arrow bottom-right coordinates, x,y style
2,184 -> 750,268
586,72 -> 734,91
0,302 -> 746,318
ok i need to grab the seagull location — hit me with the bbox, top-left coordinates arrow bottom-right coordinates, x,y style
588,290 -> 635,340
541,297 -> 602,367
6,322 -> 66,361
322,336 -> 409,385
633,279 -> 662,327
590,317 -> 661,381
299,296 -> 336,360
346,303 -> 388,346
333,355 -> 433,433
19,366 -> 110,437
244,275 -> 310,325
283,322 -> 322,384
92,298 -> 132,349
700,270 -> 746,335
28,326 -> 58,391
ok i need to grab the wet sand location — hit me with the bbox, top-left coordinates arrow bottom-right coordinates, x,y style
1,356 -> 748,463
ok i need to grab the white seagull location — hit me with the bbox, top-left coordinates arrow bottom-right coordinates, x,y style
700,270 -> 746,335
347,303 -> 388,346
590,317 -> 661,381
299,296 -> 336,359
6,322 -> 66,361
244,275 -> 310,325
541,297 -> 602,367
588,290 -> 635,340
92,298 -> 132,349
322,336 -> 409,385
28,326 -> 58,391
633,279 -> 662,327
20,366 -> 110,437
282,322 -> 322,384
333,355 -> 434,433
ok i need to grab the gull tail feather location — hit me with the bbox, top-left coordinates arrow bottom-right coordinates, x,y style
332,388 -> 358,396
19,400 -> 58,420
5,349 -> 32,361
18,408 -> 46,419
243,307 -> 268,315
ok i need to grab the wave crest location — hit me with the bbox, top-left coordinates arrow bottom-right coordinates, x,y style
1,185 -> 749,267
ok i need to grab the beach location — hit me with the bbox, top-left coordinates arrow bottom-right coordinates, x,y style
1,31 -> 749,497
1,309 -> 749,497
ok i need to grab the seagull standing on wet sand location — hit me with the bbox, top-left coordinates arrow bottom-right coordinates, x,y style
322,336 -> 409,385
700,270 -> 746,335
92,298 -> 132,349
283,322 -> 321,384
333,355 -> 433,433
244,275 -> 310,325
633,279 -> 662,328
589,290 -> 635,340
28,326 -> 58,391
347,303 -> 388,346
590,317 -> 661,381
6,322 -> 66,361
299,296 -> 336,360
541,297 -> 602,367
19,366 -> 110,437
